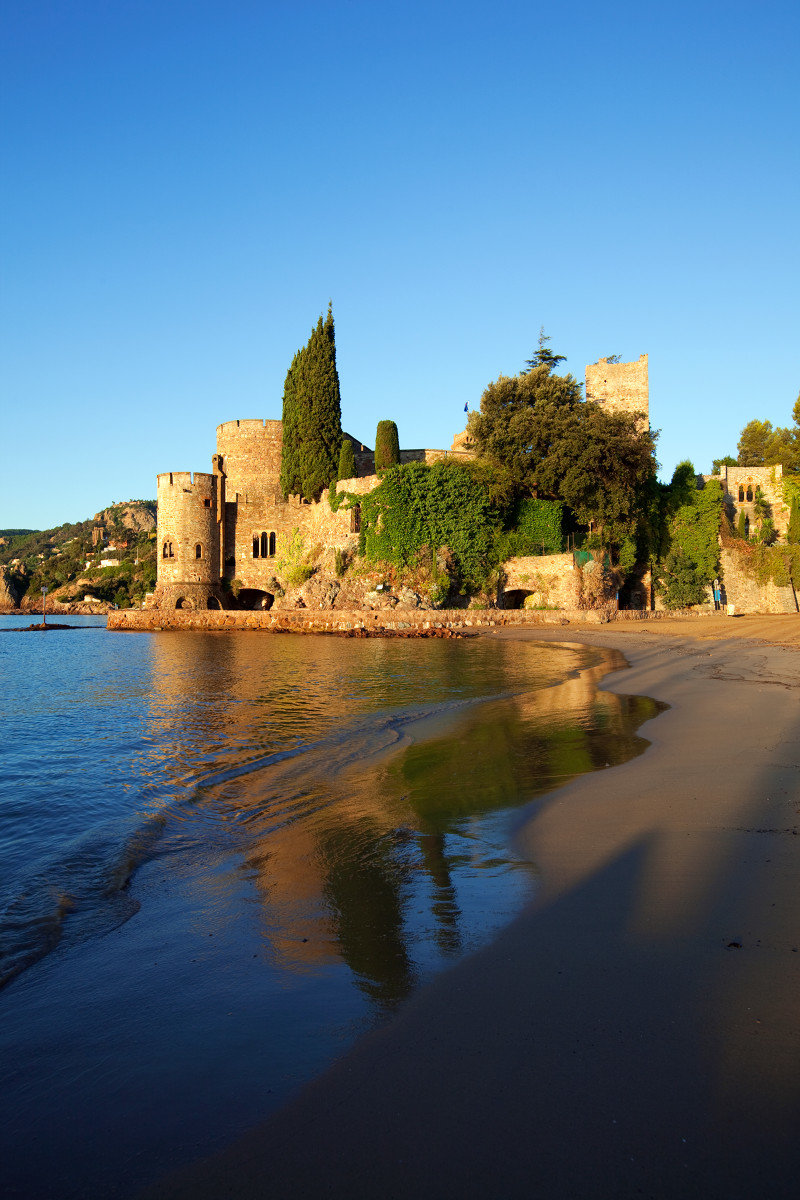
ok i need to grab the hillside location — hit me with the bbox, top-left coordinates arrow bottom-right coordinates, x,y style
0,501 -> 157,610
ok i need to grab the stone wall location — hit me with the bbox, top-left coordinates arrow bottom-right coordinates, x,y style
585,355 -> 649,425
711,464 -> 790,539
501,554 -> 580,609
108,605 -> 719,634
720,547 -> 798,614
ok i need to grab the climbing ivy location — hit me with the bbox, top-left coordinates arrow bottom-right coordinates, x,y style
497,497 -> 564,558
656,475 -> 723,608
359,461 -> 500,590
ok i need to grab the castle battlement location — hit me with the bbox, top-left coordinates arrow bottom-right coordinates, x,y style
157,471 -> 216,492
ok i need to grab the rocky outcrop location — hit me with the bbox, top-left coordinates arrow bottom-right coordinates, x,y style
93,502 -> 156,534
0,567 -> 23,609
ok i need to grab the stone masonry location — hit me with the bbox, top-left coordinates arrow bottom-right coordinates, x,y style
585,355 -> 649,426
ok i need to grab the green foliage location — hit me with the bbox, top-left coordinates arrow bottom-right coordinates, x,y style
469,366 -> 657,550
737,409 -> 800,474
274,529 -> 314,588
711,455 -> 737,474
524,327 -> 566,374
280,305 -> 343,501
334,548 -> 348,577
359,461 -> 500,590
787,496 -> 800,545
468,365 -> 583,496
375,420 -> 400,472
338,439 -> 356,481
498,497 -> 563,557
737,509 -> 748,539
655,473 -> 723,609
739,543 -> 800,590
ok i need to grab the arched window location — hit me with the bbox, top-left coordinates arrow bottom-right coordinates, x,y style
252,535 -> 260,558
195,543 -> 202,559
738,486 -> 745,502
269,531 -> 276,556
162,541 -> 169,558
260,532 -> 268,557
169,543 -> 174,558
350,504 -> 361,534
746,486 -> 753,502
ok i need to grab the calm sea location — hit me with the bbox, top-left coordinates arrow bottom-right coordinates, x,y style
0,616 -> 660,1198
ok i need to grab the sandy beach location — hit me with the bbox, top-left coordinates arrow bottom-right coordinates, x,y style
143,614 -> 800,1200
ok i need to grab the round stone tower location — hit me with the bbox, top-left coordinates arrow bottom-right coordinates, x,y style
215,419 -> 283,502
154,471 -> 224,610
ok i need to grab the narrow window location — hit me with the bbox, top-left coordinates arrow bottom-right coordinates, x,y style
203,498 -> 211,508
746,486 -> 753,502
169,543 -> 174,558
162,542 -> 169,558
269,531 -> 276,556
738,486 -> 745,502
350,504 -> 361,534
260,532 -> 268,557
253,536 -> 260,558
195,543 -> 202,559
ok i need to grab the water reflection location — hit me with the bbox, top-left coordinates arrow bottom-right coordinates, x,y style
142,635 -> 662,1012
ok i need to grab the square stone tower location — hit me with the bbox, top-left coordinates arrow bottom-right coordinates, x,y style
585,354 -> 649,426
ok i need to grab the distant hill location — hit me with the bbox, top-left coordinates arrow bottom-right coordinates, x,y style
0,501 -> 157,610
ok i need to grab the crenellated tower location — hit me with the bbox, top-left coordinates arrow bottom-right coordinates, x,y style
154,471 -> 225,610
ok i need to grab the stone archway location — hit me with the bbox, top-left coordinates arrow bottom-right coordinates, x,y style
174,596 -> 194,610
207,596 -> 222,610
238,589 -> 274,611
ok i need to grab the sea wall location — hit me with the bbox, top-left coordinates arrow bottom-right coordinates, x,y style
107,606 -> 717,634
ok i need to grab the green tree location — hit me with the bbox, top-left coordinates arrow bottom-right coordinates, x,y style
534,403 -> 658,545
468,365 -> 583,497
711,455 -> 737,474
280,305 -> 343,501
737,509 -> 749,539
338,438 -> 356,480
524,327 -> 566,373
656,473 -> 723,608
787,496 -> 800,545
375,420 -> 400,472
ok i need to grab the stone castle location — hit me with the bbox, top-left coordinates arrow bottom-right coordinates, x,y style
153,356 -> 655,612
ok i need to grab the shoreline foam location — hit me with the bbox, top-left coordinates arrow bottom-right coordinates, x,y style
142,616 -> 800,1200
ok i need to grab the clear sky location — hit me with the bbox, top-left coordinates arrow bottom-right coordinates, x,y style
2,0 -> 798,529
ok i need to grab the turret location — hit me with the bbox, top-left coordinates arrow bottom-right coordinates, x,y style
154,472 -> 224,610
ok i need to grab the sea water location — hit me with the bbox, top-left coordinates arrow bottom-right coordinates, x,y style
0,618 -> 660,1198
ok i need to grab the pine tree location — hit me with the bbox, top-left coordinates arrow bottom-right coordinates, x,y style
279,304 -> 344,501
737,509 -> 748,539
524,327 -> 566,374
788,496 -> 800,545
338,439 -> 356,480
375,420 -> 400,472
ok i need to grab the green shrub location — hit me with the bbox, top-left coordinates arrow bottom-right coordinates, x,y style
375,420 -> 400,472
338,439 -> 356,480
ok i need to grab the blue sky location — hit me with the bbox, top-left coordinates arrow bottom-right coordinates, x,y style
2,0 -> 798,529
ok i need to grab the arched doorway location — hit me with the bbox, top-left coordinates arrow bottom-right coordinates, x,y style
175,596 -> 194,610
238,589 -> 275,611
207,596 -> 222,610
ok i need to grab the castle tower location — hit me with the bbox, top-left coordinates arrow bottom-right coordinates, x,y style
585,354 -> 649,426
215,419 -> 284,502
154,471 -> 224,610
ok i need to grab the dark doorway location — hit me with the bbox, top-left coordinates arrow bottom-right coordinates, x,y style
238,589 -> 274,611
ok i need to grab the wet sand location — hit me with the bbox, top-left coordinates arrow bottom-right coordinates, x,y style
143,614 -> 800,1200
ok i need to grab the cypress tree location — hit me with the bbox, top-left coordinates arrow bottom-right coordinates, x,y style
788,496 -> 800,544
279,352 -> 302,497
280,304 -> 343,501
737,509 -> 748,539
338,438 -> 356,480
375,420 -> 400,472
